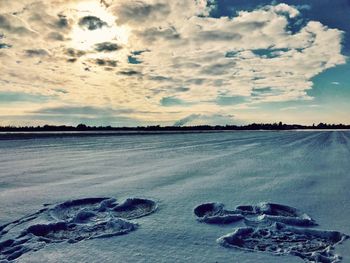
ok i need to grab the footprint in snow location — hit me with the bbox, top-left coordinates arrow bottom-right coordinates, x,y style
0,197 -> 157,262
194,202 -> 348,263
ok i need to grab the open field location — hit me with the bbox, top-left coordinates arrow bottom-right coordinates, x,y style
0,131 -> 349,262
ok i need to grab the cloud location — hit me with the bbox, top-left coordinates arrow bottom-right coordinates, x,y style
128,2 -> 345,105
25,49 -> 49,57
94,58 -> 117,67
160,96 -> 191,107
195,30 -> 242,41
135,26 -> 181,44
0,91 -> 52,103
47,32 -> 65,41
200,61 -> 236,75
118,70 -> 142,76
78,16 -> 107,30
174,114 -> 201,126
65,48 -> 86,57
216,96 -> 246,106
128,55 -> 142,64
0,43 -> 12,49
174,87 -> 190,92
295,4 -> 312,11
32,105 -> 135,115
149,75 -> 172,81
0,1 -> 347,125
94,42 -> 120,52
0,14 -> 35,35
173,113 -> 236,126
0,112 -> 140,127
110,1 -> 171,25
270,3 -> 300,18
56,14 -> 69,28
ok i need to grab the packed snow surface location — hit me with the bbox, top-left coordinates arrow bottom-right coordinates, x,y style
0,131 -> 349,262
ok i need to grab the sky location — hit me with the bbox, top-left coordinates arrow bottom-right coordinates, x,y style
0,0 -> 349,126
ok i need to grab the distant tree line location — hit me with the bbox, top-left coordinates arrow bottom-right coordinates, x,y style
0,122 -> 349,132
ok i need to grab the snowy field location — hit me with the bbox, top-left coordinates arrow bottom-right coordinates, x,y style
0,131 -> 349,263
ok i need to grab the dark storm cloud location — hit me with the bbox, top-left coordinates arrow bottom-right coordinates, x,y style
94,42 -> 120,52
112,1 -> 171,24
78,16 -> 107,30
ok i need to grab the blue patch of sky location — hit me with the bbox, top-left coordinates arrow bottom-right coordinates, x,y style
225,51 -> 238,58
0,92 -> 53,104
128,55 -> 142,64
308,64 -> 350,103
252,48 -> 290,58
216,96 -> 246,106
128,50 -> 149,64
160,96 -> 192,107
0,43 -> 12,49
251,87 -> 273,97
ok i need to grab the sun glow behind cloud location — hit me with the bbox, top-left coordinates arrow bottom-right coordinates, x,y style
69,1 -> 129,52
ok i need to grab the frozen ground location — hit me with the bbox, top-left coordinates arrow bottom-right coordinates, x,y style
0,131 -> 349,262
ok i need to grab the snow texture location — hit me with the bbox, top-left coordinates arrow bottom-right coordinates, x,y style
218,224 -> 347,263
194,202 -> 348,262
0,131 -> 350,262
0,197 -> 157,262
194,202 -> 317,226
